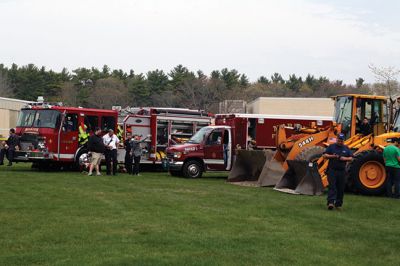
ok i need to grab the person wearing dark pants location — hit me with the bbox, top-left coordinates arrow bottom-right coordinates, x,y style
104,149 -> 118,175
124,133 -> 133,174
5,128 -> 20,166
383,138 -> 400,198
0,145 -> 7,165
130,134 -> 150,176
133,155 -> 141,175
102,129 -> 120,176
323,133 -> 353,210
326,169 -> 346,207
385,167 -> 400,198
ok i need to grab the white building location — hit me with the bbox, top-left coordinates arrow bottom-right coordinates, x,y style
246,97 -> 334,117
0,97 -> 34,137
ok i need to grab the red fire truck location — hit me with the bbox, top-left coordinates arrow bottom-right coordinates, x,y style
15,102 -> 118,169
118,107 -> 212,165
166,113 -> 333,178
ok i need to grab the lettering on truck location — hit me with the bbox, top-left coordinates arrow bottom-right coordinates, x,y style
298,136 -> 314,148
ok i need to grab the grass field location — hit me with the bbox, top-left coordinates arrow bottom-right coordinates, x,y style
1,164 -> 400,266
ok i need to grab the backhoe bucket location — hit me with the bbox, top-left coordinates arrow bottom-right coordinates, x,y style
274,160 -> 324,196
228,150 -> 267,182
258,152 -> 285,187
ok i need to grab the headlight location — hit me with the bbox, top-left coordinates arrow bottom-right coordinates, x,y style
173,152 -> 182,158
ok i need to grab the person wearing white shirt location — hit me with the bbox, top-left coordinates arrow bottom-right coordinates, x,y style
102,129 -> 120,175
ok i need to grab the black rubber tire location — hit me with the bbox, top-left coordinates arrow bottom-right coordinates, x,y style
169,170 -> 182,177
295,146 -> 325,162
346,150 -> 386,195
182,160 -> 203,179
75,147 -> 89,171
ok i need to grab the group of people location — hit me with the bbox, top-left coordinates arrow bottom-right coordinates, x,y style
0,129 -> 19,166
87,128 -> 148,176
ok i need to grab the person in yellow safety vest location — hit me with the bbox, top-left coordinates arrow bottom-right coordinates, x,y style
117,125 -> 124,142
78,122 -> 89,145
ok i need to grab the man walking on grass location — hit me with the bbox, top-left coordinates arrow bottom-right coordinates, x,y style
323,133 -> 353,210
383,138 -> 400,199
87,127 -> 105,176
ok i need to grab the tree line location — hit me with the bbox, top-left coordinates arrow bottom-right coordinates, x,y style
0,63 -> 397,113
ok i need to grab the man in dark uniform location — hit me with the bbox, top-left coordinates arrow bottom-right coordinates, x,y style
323,133 -> 353,210
5,128 -> 20,166
124,133 -> 133,174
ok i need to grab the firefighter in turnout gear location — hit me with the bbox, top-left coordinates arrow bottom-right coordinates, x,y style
78,122 -> 89,145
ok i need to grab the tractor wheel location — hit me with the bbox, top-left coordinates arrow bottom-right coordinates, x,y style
182,160 -> 203,179
347,150 -> 386,195
295,146 -> 325,162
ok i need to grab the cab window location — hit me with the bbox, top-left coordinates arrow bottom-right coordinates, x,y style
64,113 -> 78,131
207,131 -> 222,145
101,116 -> 116,131
85,116 -> 98,132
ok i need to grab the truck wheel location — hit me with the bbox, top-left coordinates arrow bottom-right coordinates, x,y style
75,148 -> 89,171
170,170 -> 182,177
295,146 -> 325,162
347,150 -> 386,195
183,160 -> 203,178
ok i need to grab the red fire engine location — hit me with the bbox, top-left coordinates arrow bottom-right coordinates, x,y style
15,102 -> 118,168
166,113 -> 333,178
118,107 -> 212,165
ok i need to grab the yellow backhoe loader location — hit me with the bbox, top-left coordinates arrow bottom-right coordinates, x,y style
229,94 -> 397,196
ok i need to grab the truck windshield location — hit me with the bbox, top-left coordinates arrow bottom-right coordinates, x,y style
334,96 -> 353,136
187,127 -> 212,144
17,109 -> 61,128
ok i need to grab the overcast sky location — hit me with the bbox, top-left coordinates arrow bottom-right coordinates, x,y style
0,0 -> 399,84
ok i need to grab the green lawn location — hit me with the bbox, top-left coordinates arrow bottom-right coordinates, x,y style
0,164 -> 399,266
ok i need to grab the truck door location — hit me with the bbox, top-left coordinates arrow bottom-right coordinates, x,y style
223,129 -> 232,170
204,129 -> 225,170
60,113 -> 79,160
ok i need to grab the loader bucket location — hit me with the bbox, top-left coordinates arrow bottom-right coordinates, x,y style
274,160 -> 324,196
228,150 -> 267,182
258,150 -> 285,187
